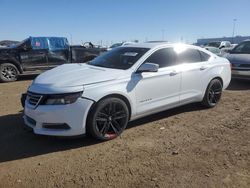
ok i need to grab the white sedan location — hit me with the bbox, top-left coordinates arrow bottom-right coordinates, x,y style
23,42 -> 231,140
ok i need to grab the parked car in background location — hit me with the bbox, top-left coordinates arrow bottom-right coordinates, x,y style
224,41 -> 250,79
221,44 -> 238,53
206,41 -> 231,49
107,41 -> 136,50
204,46 -> 224,56
0,37 -> 106,82
22,43 -> 231,140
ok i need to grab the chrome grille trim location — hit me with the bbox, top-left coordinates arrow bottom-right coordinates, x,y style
27,92 -> 44,108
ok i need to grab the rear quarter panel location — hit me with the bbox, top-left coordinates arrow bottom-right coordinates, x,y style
201,57 -> 231,99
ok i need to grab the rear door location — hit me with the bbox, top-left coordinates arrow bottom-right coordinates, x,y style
47,38 -> 70,67
178,48 -> 211,103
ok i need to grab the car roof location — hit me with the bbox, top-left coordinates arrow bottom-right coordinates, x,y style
123,42 -> 169,48
124,42 -> 202,50
123,42 -> 216,58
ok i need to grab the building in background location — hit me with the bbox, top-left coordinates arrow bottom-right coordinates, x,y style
196,36 -> 250,46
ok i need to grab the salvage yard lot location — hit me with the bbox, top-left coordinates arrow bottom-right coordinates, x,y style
0,77 -> 250,188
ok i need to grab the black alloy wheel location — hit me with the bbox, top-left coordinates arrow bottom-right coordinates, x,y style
87,98 -> 129,141
202,79 -> 223,107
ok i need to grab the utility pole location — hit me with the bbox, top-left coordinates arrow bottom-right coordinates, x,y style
232,19 -> 237,43
70,33 -> 73,45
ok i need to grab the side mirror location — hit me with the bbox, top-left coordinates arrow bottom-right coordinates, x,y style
137,63 -> 159,73
23,44 -> 32,51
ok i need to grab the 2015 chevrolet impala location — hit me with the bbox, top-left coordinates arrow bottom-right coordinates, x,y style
22,43 -> 231,140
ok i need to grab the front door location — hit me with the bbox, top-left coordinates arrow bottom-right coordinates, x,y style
20,49 -> 48,71
134,48 -> 181,116
19,37 -> 49,71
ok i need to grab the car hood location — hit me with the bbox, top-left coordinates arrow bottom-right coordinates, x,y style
0,47 -> 12,54
224,53 -> 250,64
30,64 -> 125,94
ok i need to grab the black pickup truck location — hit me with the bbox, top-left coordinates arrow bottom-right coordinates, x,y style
0,37 -> 106,82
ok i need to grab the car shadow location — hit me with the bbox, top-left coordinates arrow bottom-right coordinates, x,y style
0,113 -> 101,163
0,103 -> 206,163
227,79 -> 250,91
128,103 -> 206,129
18,74 -> 38,81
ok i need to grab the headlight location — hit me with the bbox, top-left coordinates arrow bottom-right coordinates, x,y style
45,92 -> 83,105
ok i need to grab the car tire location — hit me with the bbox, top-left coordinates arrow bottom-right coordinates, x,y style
202,78 -> 223,108
87,97 -> 129,141
0,63 -> 19,83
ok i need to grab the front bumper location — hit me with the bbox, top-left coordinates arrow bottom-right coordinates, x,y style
23,97 -> 94,136
232,69 -> 250,80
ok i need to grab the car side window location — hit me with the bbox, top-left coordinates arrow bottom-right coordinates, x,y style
144,48 -> 177,68
49,38 -> 69,50
199,51 -> 211,61
31,38 -> 49,50
177,49 -> 202,63
233,42 -> 250,54
242,43 -> 250,54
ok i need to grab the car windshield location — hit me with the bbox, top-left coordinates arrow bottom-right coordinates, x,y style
88,47 -> 149,70
207,42 -> 221,48
12,38 -> 29,48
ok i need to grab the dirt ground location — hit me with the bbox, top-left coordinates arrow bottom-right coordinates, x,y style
0,76 -> 250,188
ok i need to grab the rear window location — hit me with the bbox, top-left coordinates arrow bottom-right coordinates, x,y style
199,51 -> 211,61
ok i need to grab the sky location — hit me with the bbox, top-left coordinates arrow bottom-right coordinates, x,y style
0,0 -> 250,45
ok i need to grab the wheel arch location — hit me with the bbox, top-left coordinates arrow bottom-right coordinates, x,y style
0,59 -> 23,73
211,76 -> 223,87
87,93 -> 132,123
85,93 -> 132,136
98,94 -> 131,119
202,76 -> 224,99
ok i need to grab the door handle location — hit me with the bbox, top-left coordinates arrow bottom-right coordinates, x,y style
200,66 -> 208,70
169,71 -> 179,76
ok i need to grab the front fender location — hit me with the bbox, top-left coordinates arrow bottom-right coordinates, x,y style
83,80 -> 136,117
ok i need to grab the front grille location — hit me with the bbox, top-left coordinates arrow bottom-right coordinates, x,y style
239,64 -> 250,68
232,63 -> 250,69
27,92 -> 43,107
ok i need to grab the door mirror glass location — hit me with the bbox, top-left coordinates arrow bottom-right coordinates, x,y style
137,63 -> 159,73
22,43 -> 32,51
